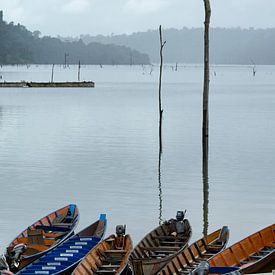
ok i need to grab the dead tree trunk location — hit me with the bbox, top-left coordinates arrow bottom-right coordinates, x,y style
78,60 -> 81,82
202,0 -> 211,236
158,25 -> 166,154
51,64 -> 55,83
158,149 -> 163,225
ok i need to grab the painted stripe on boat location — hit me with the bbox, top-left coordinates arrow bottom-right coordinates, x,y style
54,257 -> 68,261
70,246 -> 82,249
47,263 -> 61,266
66,250 -> 79,253
42,267 -> 56,270
60,253 -> 73,257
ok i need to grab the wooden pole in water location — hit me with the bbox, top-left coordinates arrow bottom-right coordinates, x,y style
202,0 -> 211,144
202,0 -> 211,236
158,25 -> 166,154
78,60 -> 81,82
51,64 -> 55,83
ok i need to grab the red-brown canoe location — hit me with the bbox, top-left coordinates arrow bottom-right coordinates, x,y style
209,224 -> 275,274
6,204 -> 78,272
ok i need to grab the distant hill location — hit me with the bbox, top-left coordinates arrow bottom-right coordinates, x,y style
0,15 -> 150,65
79,27 -> 275,65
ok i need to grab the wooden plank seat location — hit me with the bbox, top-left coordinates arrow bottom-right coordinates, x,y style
101,265 -> 120,268
152,235 -> 189,241
159,241 -> 184,246
103,250 -> 127,254
35,225 -> 71,232
207,244 -> 223,250
140,246 -> 180,252
95,271 -> 116,274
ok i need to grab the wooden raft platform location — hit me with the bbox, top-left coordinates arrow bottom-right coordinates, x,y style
0,81 -> 95,88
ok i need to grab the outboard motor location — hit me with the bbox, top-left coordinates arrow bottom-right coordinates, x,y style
192,261 -> 209,275
176,210 -> 186,221
116,225 -> 126,237
7,243 -> 27,270
175,210 -> 187,235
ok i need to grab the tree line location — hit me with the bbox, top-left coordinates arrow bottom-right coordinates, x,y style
0,20 -> 150,65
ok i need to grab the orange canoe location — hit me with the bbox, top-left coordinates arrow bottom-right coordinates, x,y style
209,224 -> 275,274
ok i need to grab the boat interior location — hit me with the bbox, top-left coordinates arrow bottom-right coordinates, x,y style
158,226 -> 229,275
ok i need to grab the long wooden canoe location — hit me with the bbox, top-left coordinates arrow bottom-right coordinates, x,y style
6,204 -> 79,272
17,214 -> 107,275
157,226 -> 229,275
130,211 -> 192,275
72,225 -> 133,275
208,224 -> 275,274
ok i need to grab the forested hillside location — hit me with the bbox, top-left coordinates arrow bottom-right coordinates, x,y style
0,20 -> 150,65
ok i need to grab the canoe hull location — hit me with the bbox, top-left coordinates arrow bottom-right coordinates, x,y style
7,204 -> 79,272
209,223 -> 275,274
17,214 -> 107,275
158,227 -> 229,275
130,216 -> 192,275
73,233 -> 133,275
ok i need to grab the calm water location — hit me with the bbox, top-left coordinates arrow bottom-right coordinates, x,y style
0,64 -> 274,253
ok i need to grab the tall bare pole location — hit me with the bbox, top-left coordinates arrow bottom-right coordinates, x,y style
202,0 -> 211,236
202,0 -> 211,144
158,25 -> 166,154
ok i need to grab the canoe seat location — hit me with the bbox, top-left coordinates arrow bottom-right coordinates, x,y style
24,244 -> 49,255
104,250 -> 127,254
27,228 -> 44,245
140,246 -> 179,252
159,241 -> 184,246
95,271 -> 116,274
153,235 -> 188,241
101,265 -> 120,268
35,225 -> 71,232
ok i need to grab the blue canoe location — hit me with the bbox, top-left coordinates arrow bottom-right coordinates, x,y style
17,214 -> 107,275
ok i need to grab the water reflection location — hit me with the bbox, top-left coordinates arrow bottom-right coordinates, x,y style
202,135 -> 209,236
158,150 -> 163,225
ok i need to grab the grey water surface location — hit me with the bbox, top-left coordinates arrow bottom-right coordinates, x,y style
0,64 -> 274,252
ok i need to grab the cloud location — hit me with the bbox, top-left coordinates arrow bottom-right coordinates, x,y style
61,0 -> 93,14
123,0 -> 171,14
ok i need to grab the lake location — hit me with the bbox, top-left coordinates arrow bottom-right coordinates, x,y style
0,64 -> 274,253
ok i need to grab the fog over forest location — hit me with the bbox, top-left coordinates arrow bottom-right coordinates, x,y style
78,28 -> 275,65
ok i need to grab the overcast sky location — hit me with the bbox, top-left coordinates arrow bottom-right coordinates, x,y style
0,0 -> 275,37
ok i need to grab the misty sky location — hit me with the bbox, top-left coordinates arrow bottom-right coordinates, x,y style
0,0 -> 275,37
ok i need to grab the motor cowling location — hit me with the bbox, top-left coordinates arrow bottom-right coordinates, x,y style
8,244 -> 27,270
116,225 -> 126,237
